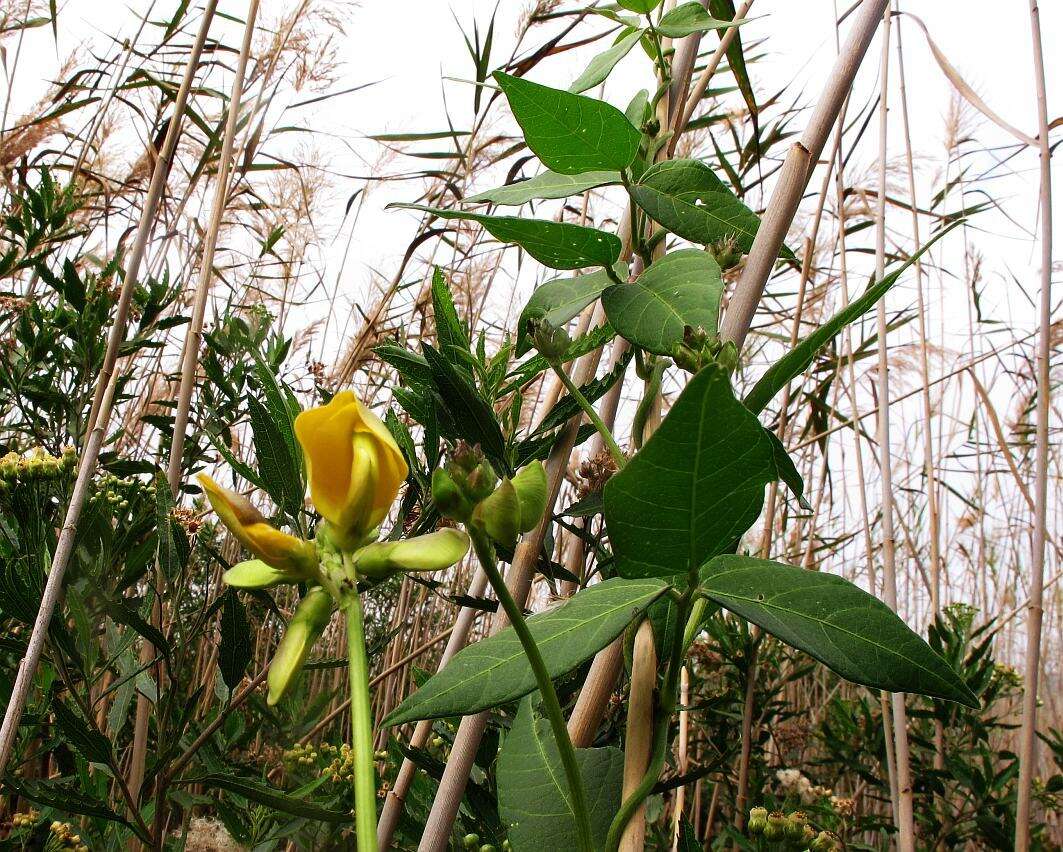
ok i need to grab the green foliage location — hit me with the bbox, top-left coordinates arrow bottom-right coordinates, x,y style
384,578 -> 668,726
701,555 -> 978,707
493,72 -> 641,174
498,698 -> 623,849
602,248 -> 723,355
604,365 -> 781,579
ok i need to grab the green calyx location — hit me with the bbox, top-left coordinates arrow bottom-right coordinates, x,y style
354,528 -> 471,579
267,587 -> 335,706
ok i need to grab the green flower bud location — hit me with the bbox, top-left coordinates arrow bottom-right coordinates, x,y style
354,528 -> 470,579
764,812 -> 788,841
510,461 -> 547,533
268,587 -> 334,706
810,831 -> 839,852
530,318 -> 571,361
786,811 -> 808,841
713,340 -> 738,375
432,468 -> 473,522
474,478 -> 520,549
709,235 -> 741,271
463,835 -> 480,849
748,806 -> 768,835
224,559 -> 296,590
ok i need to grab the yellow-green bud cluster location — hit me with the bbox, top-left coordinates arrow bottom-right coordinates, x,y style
11,807 -> 39,828
282,742 -> 323,767
47,820 -> 89,851
432,444 -> 548,549
0,447 -> 76,494
87,472 -> 147,511
748,807 -> 823,849
325,742 -> 356,783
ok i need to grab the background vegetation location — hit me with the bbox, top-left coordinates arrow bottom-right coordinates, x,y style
0,0 -> 1058,849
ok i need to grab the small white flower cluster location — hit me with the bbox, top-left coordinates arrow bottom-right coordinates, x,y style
775,768 -> 833,804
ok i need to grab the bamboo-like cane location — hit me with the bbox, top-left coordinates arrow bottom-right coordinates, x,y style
719,0 -> 891,351
127,0 -> 260,812
376,569 -> 489,848
620,620 -> 656,852
0,0 -> 220,780
871,10 -> 916,849
1014,0 -> 1053,844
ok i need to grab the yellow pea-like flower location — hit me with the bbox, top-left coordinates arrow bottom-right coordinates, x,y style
198,474 -> 316,576
294,391 -> 408,547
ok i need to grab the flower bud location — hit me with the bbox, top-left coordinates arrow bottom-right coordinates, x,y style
510,461 -> 547,533
748,806 -> 768,835
268,587 -> 334,705
432,468 -> 473,522
709,235 -> 741,271
354,528 -> 470,579
474,478 -> 521,549
463,835 -> 480,849
810,831 -> 839,852
764,812 -> 788,841
530,318 -> 571,361
786,811 -> 808,841
224,559 -> 294,589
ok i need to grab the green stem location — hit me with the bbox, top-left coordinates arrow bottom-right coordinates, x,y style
343,554 -> 379,852
468,526 -> 594,852
604,588 -> 694,852
548,359 -> 627,470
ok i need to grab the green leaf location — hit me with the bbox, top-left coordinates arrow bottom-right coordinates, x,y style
657,2 -> 741,37
422,343 -> 508,469
531,348 -> 633,437
700,555 -> 980,707
617,0 -> 662,11
466,170 -> 620,206
743,228 -> 954,414
375,344 -> 433,386
570,28 -> 644,94
391,204 -> 621,271
516,264 -> 624,356
2,777 -> 136,834
198,773 -> 353,822
430,267 -> 471,357
247,393 -> 303,519
604,365 -> 778,579
602,248 -> 723,355
219,589 -> 252,693
52,700 -> 112,765
707,0 -> 756,120
494,72 -> 640,174
498,698 -> 623,850
631,159 -> 762,252
383,577 -> 669,725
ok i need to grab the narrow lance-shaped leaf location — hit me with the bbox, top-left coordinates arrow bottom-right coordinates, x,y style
569,28 -> 644,94
602,248 -> 723,355
494,71 -> 641,174
498,698 -> 624,850
700,555 -> 979,707
465,170 -> 620,206
390,203 -> 621,271
743,225 -> 957,414
382,577 -> 669,726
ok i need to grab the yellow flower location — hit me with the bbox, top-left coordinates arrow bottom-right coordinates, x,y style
294,391 -> 408,546
198,474 -> 316,575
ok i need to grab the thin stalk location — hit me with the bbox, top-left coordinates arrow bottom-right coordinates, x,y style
344,557 -> 380,852
872,10 -> 916,849
620,620 -> 657,852
467,526 -> 593,852
548,359 -> 626,470
1014,0 -> 1053,844
720,0 -> 890,350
